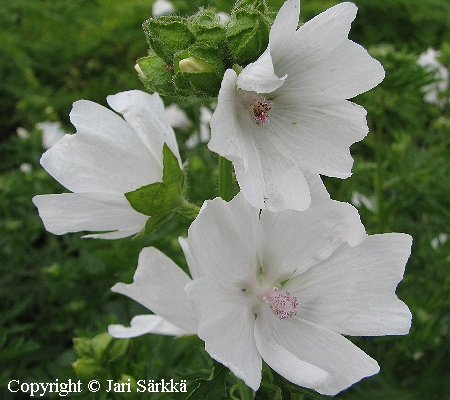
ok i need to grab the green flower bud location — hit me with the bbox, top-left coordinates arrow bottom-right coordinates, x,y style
188,9 -> 226,49
90,332 -> 113,363
231,0 -> 269,15
179,57 -> 215,73
73,337 -> 94,358
174,47 -> 224,97
226,8 -> 270,66
135,55 -> 177,96
117,375 -> 137,400
72,357 -> 103,381
107,338 -> 130,362
142,16 -> 195,64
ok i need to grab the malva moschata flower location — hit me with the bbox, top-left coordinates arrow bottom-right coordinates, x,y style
32,90 -> 181,239
185,178 -> 412,395
209,0 -> 385,212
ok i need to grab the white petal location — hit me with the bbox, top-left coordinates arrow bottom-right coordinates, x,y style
289,233 -> 412,336
256,146 -> 310,211
272,3 -> 357,74
258,194 -> 366,282
111,247 -> 196,334
254,309 -> 330,390
32,192 -> 147,237
188,195 -> 259,286
178,237 -> 202,280
283,39 -> 385,99
186,277 -> 262,391
43,104 -> 161,193
262,308 -> 379,395
270,3 -> 384,98
209,70 -> 259,174
267,94 -> 368,178
237,49 -> 286,94
268,0 -> 300,60
108,314 -> 187,338
107,90 -> 182,168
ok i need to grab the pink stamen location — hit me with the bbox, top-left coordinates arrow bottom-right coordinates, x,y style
250,97 -> 272,126
264,287 -> 298,320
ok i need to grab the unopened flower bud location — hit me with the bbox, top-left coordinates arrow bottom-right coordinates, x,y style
135,55 -> 177,96
179,57 -> 214,73
174,47 -> 224,97
226,8 -> 270,66
143,16 -> 194,64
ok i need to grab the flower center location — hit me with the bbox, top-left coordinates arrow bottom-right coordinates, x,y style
250,97 -> 272,126
263,287 -> 298,320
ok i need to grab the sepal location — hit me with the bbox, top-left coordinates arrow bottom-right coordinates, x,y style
135,56 -> 177,96
174,47 -> 224,97
188,9 -> 226,49
142,15 -> 195,64
226,7 -> 270,66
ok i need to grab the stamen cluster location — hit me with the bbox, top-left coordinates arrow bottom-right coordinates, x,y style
250,97 -> 272,125
264,287 -> 298,320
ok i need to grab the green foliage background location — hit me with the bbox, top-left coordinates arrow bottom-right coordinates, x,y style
1,0 -> 449,398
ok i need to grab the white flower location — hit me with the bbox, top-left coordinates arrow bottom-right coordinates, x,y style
417,47 -> 449,107
165,103 -> 190,131
186,106 -> 213,148
36,121 -> 67,149
109,240 -> 198,338
185,176 -> 412,395
20,163 -> 33,173
16,127 -> 30,139
209,0 -> 385,212
32,90 -> 181,239
152,0 -> 174,17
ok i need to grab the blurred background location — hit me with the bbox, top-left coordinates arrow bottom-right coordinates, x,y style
1,0 -> 449,398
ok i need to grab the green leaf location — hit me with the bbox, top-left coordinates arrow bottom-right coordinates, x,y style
142,211 -> 175,235
187,363 -> 229,400
162,142 -> 183,188
125,144 -> 184,217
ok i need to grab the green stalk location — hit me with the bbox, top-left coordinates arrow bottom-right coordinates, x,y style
218,156 -> 233,201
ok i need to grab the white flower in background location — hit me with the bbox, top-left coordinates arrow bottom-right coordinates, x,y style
431,233 -> 448,250
16,127 -> 30,139
32,90 -> 181,239
209,0 -> 385,212
417,47 -> 449,107
109,240 -> 198,338
186,106 -> 213,148
351,191 -> 376,212
165,103 -> 190,131
20,163 -> 32,173
185,175 -> 412,395
36,121 -> 67,149
152,0 -> 174,17
217,11 -> 230,25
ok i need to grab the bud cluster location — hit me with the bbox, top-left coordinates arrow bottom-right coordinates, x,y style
137,0 -> 271,98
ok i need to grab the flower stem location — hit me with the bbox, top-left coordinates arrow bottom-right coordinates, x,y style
218,156 -> 233,201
